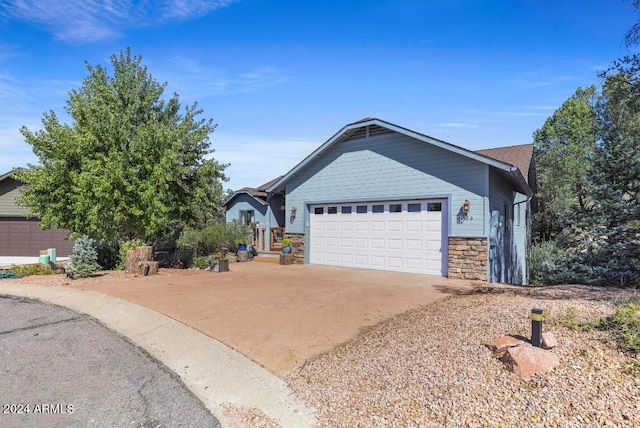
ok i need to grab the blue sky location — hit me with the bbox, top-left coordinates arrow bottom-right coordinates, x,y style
0,0 -> 636,191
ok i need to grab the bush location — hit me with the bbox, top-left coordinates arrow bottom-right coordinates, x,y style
608,302 -> 640,354
95,240 -> 119,270
117,238 -> 147,270
530,239 -> 570,285
69,235 -> 101,278
177,220 -> 252,260
194,256 -> 209,269
8,264 -> 55,277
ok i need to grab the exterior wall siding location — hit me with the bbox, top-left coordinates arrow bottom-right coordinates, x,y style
488,170 -> 529,284
512,192 -> 529,284
0,178 -> 30,217
225,195 -> 273,226
284,131 -> 488,239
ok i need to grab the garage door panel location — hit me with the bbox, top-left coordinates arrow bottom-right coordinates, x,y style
370,221 -> 385,231
388,257 -> 404,268
0,219 -> 73,256
370,255 -> 385,266
387,239 -> 403,250
340,222 -> 353,231
406,258 -> 422,270
354,254 -> 368,264
370,238 -> 384,249
340,254 -> 353,264
406,239 -> 422,251
340,238 -> 353,248
354,238 -> 367,248
326,221 -> 338,231
388,221 -> 403,232
406,221 -> 423,232
309,200 -> 446,276
326,252 -> 339,263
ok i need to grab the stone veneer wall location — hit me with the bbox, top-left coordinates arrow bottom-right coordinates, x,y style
288,233 -> 305,264
448,237 -> 488,281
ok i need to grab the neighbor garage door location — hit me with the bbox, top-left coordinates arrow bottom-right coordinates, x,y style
309,200 -> 447,276
0,218 -> 74,257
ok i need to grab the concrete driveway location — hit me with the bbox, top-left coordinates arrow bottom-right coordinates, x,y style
67,262 -> 485,375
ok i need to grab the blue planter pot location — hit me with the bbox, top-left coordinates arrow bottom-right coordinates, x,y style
282,246 -> 291,254
238,244 -> 247,251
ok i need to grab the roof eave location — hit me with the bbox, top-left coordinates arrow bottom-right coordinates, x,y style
508,167 -> 534,197
224,190 -> 269,207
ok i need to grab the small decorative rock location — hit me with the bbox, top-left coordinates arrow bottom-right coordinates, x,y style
542,331 -> 558,349
483,335 -> 527,353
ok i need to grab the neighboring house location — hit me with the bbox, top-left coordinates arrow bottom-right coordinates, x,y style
227,118 -> 536,284
224,176 -> 285,251
0,170 -> 74,257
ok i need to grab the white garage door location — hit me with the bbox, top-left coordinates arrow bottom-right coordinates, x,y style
309,200 -> 447,276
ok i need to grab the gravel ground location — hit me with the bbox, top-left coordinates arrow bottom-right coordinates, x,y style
6,271 -> 640,427
285,285 -> 640,428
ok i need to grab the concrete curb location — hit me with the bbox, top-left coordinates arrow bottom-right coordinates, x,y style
0,282 -> 317,428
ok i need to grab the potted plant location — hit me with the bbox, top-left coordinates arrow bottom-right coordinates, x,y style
208,252 -> 229,272
237,238 -> 249,252
281,235 -> 293,254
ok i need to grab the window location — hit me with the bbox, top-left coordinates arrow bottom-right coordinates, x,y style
341,206 -> 352,214
239,210 -> 255,226
427,202 -> 442,212
517,204 -> 521,226
327,206 -> 338,214
389,203 -> 402,213
408,203 -> 421,212
356,205 -> 367,214
372,204 -> 384,213
314,207 -> 323,215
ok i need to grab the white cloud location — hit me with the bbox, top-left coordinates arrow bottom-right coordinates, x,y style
436,122 -> 479,129
167,55 -> 290,97
0,0 -> 238,42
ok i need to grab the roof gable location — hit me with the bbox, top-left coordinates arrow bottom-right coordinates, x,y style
224,175 -> 283,207
267,118 -> 533,197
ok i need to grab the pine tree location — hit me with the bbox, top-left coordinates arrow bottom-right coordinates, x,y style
69,235 -> 102,278
564,61 -> 640,287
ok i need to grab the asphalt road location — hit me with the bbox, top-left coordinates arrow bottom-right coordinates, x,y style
0,295 -> 221,428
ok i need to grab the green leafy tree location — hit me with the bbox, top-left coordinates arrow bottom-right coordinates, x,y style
532,86 -> 597,241
16,48 -> 227,242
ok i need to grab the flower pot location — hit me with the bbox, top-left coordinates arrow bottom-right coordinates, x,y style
210,259 -> 229,272
282,246 -> 291,254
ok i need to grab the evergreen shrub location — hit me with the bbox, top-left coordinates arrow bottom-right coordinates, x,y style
70,235 -> 101,278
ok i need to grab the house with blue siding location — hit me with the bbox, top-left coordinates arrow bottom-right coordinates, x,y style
227,118 -> 535,284
224,176 -> 285,251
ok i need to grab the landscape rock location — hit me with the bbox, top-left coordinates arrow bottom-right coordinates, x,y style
542,331 -> 558,349
483,335 -> 527,353
500,342 -> 559,379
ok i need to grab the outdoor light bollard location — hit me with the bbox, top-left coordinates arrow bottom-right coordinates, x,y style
531,308 -> 544,347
